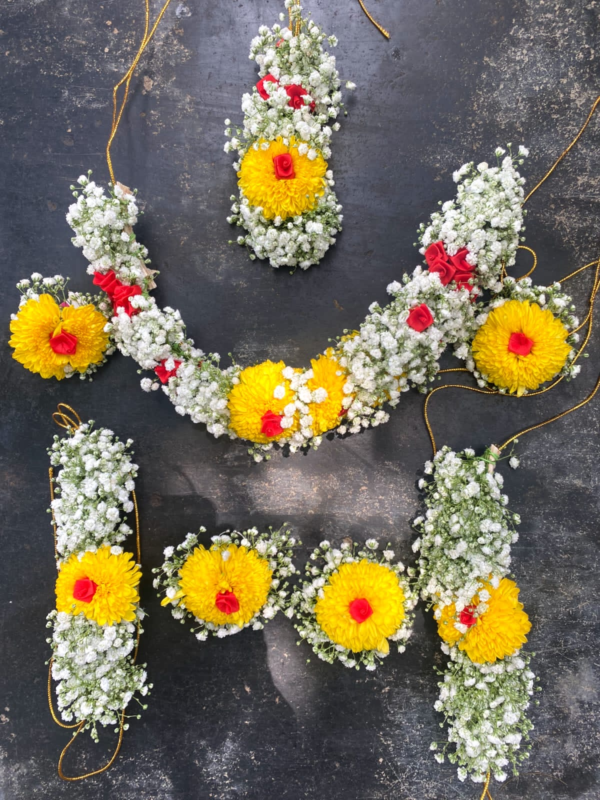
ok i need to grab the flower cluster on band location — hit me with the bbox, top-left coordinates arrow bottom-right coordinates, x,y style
225,3 -> 349,269
46,422 -> 150,739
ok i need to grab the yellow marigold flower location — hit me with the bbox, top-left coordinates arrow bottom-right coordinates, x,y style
436,578 -> 531,663
56,546 -> 141,626
307,354 -> 349,435
472,299 -> 571,396
179,543 -> 272,627
9,294 -> 109,380
238,136 -> 327,220
228,360 -> 299,444
315,560 -> 406,653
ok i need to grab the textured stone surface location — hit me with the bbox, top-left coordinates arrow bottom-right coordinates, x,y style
0,0 -> 599,798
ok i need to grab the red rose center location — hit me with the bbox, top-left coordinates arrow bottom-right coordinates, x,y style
73,577 -> 98,603
260,410 -> 284,438
508,331 -> 534,356
459,606 -> 478,628
349,597 -> 374,623
215,590 -> 240,615
273,153 -> 295,180
49,329 -> 78,355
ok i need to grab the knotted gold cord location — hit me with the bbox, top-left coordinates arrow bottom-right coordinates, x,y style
479,772 -> 494,800
106,0 -> 174,185
47,406 -> 142,780
357,0 -> 390,39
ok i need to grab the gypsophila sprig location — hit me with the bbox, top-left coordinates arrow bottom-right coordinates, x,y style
226,3 -> 347,270
154,525 -> 298,639
432,647 -> 538,783
291,539 -> 417,670
47,418 -> 149,741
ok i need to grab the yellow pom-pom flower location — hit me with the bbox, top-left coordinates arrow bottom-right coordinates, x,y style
307,354 -> 349,435
176,543 -> 272,627
314,560 -> 406,653
228,360 -> 299,444
55,546 -> 141,626
238,136 -> 327,220
436,578 -> 531,663
472,299 -> 571,396
9,294 -> 109,380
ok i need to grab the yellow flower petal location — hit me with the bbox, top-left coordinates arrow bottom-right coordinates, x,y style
307,354 -> 350,435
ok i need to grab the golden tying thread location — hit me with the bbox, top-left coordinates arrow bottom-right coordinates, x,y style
106,0 -> 174,185
500,245 -> 537,286
357,0 -> 390,39
47,409 -> 143,780
478,772 -> 494,800
287,0 -> 301,37
52,403 -> 82,433
522,94 -> 600,206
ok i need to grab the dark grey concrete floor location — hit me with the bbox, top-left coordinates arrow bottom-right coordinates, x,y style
1,0 -> 599,798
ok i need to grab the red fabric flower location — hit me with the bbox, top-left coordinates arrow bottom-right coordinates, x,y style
508,332 -> 534,356
425,241 -> 475,288
256,73 -> 278,100
154,358 -> 182,383
260,410 -> 284,438
449,247 -> 473,274
112,283 -> 142,317
406,304 -> 434,332
459,606 -> 478,628
73,577 -> 98,603
215,590 -> 240,615
285,83 -> 315,111
93,269 -> 121,298
428,259 -> 456,286
349,598 -> 374,623
424,241 -> 447,267
49,330 -> 78,355
273,153 -> 295,180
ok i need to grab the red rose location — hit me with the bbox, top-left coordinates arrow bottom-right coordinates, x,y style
93,269 -> 120,299
508,332 -> 534,356
349,597 -> 374,623
154,358 -> 182,383
112,283 -> 142,316
428,259 -> 457,286
272,153 -> 295,180
49,330 -> 78,355
454,272 -> 475,291
215,590 -> 240,615
284,83 -> 315,111
459,606 -> 478,629
73,577 -> 98,603
260,409 -> 284,437
406,303 -> 434,332
256,73 -> 278,100
424,241 -> 447,267
449,247 -> 473,275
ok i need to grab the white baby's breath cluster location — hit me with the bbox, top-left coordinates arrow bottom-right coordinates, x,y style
48,421 -> 138,560
290,539 -> 417,670
413,446 -> 519,612
467,276 -> 581,390
66,146 -> 530,457
432,647 -> 537,783
13,273 -> 115,379
226,3 -> 346,269
47,420 -> 148,739
419,147 -> 528,293
154,526 -> 298,639
67,173 -> 152,286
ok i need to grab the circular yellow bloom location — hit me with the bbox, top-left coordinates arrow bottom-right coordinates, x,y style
9,294 -> 109,380
179,543 -> 272,627
314,560 -> 406,653
228,360 -> 299,444
472,299 -> 571,395
436,578 -> 531,663
55,546 -> 141,626
238,136 -> 327,220
307,354 -> 349,435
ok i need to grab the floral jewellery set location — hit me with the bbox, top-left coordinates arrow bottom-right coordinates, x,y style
13,0 -> 600,791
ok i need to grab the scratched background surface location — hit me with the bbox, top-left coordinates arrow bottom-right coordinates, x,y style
0,0 -> 599,798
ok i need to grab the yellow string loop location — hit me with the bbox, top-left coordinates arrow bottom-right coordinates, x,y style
52,404 -> 82,433
478,772 -> 494,800
357,0 -> 390,39
48,431 -> 143,780
106,0 -> 174,185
